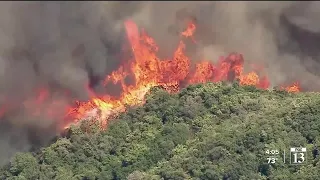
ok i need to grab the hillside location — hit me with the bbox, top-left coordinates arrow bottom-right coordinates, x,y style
1,82 -> 320,180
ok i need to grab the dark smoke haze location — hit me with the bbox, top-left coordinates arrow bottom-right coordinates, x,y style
0,1 -> 319,165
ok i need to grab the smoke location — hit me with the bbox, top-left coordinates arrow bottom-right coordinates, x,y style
0,1 -> 319,164
0,1 -> 146,165
129,2 -> 320,89
199,1 -> 320,90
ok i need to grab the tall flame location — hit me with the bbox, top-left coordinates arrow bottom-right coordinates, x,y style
0,20 -> 300,129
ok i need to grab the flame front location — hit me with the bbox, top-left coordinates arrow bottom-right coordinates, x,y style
0,20 -> 301,129
65,19 -> 300,127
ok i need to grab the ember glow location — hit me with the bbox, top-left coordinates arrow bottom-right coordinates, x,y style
0,20 -> 301,129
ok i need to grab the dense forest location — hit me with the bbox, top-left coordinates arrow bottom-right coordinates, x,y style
1,82 -> 320,180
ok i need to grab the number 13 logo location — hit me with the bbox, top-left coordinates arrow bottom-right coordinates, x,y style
293,152 -> 305,163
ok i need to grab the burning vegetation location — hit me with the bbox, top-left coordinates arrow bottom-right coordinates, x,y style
0,19 -> 300,131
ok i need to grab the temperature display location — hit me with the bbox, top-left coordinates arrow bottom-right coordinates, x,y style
267,157 -> 278,164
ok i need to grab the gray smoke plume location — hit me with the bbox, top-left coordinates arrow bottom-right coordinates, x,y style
0,1 -> 143,165
0,1 -> 319,165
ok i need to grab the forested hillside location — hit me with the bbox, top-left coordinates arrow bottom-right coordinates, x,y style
1,82 -> 320,180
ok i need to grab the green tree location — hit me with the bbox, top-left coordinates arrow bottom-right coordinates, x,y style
2,82 -> 320,180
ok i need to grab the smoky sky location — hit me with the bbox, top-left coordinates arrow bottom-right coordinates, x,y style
0,1 -> 320,165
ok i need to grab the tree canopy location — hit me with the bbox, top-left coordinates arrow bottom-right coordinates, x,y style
1,82 -> 320,180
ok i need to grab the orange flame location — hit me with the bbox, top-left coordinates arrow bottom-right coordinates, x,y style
65,19 -> 299,127
0,19 -> 300,130
281,82 -> 301,93
181,21 -> 197,43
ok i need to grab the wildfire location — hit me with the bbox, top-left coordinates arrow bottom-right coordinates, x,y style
280,82 -> 301,93
0,20 -> 301,129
